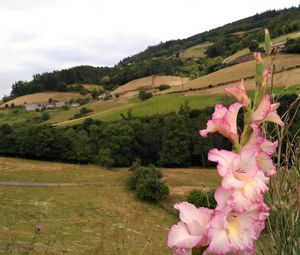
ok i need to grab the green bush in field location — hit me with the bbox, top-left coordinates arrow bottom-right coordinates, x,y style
95,148 -> 115,169
157,84 -> 171,91
135,176 -> 169,202
41,112 -> 50,121
138,89 -> 153,101
128,164 -> 168,202
187,189 -> 216,209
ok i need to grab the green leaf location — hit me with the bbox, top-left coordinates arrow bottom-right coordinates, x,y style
264,28 -> 271,56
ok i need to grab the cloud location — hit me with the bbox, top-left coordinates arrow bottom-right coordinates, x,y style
0,0 -> 299,97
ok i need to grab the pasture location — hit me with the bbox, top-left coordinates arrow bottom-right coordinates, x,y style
0,157 -> 219,254
2,92 -> 89,107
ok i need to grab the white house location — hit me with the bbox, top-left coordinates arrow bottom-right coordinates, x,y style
25,103 -> 42,111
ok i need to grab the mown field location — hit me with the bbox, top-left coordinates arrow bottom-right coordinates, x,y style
0,157 -> 219,255
2,92 -> 90,107
161,54 -> 300,94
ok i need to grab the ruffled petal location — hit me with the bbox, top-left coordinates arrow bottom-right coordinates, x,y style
208,149 -> 236,176
253,94 -> 271,123
224,79 -> 250,106
168,222 -> 204,250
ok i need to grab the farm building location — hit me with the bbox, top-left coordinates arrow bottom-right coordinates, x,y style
25,103 -> 42,111
25,101 -> 66,111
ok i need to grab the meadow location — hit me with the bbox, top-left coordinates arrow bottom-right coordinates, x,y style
0,157 -> 219,254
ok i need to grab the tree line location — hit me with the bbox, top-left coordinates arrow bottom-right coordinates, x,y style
0,94 -> 298,168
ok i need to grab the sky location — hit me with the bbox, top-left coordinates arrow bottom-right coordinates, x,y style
0,0 -> 299,97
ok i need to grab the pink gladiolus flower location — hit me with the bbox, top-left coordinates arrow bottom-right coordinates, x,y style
252,94 -> 284,127
206,202 -> 269,255
208,148 -> 269,212
244,125 -> 278,156
167,202 -> 213,254
224,79 -> 250,106
200,103 -> 243,143
243,125 -> 277,176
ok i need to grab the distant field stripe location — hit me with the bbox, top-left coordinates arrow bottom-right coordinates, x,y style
53,103 -> 136,126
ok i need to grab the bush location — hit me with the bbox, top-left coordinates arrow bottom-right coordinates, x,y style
41,112 -> 50,121
127,164 -> 168,201
138,89 -> 153,101
187,189 -> 216,209
80,107 -> 93,115
95,148 -> 115,169
157,84 -> 171,91
135,177 -> 169,201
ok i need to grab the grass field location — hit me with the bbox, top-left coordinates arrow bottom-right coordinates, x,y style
180,41 -> 213,58
68,84 -> 104,92
224,31 -> 300,63
0,157 -> 219,254
56,93 -> 224,125
161,54 -> 300,94
1,92 -> 90,107
113,75 -> 189,94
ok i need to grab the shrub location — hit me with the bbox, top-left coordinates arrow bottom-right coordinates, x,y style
80,107 -> 93,115
157,84 -> 171,91
187,189 -> 216,209
135,177 -> 169,202
138,89 -> 153,101
95,148 -> 115,169
127,164 -> 168,201
41,112 -> 50,121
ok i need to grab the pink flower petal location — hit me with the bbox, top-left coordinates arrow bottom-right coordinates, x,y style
168,222 -> 204,250
224,80 -> 250,106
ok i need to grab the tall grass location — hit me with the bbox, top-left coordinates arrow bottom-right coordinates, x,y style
258,94 -> 300,255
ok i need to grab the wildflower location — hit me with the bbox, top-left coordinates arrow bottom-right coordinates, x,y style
168,202 -> 213,254
199,103 -> 243,144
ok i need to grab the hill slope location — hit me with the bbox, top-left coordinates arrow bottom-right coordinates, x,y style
2,92 -> 89,107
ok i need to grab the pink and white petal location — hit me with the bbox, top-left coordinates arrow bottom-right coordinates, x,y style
222,173 -> 244,190
207,228 -> 232,255
236,149 -> 258,178
257,152 -> 276,176
215,186 -> 233,210
224,102 -> 243,135
229,189 -> 255,213
253,94 -> 271,123
224,80 -> 250,106
228,220 -> 255,252
212,104 -> 228,119
172,247 -> 192,255
174,202 -> 202,226
261,139 -> 278,155
174,202 -> 212,237
265,110 -> 285,127
168,222 -> 203,249
208,149 -> 236,176
199,129 -> 208,137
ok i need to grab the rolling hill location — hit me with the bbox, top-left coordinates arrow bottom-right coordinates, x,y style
2,92 -> 90,107
113,75 -> 189,95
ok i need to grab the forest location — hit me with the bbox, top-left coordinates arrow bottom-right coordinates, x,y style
0,94 -> 298,168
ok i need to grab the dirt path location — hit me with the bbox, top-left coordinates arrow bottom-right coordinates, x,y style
53,103 -> 136,126
0,181 -> 101,187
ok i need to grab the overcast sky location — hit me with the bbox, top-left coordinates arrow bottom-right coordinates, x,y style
0,0 -> 299,97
